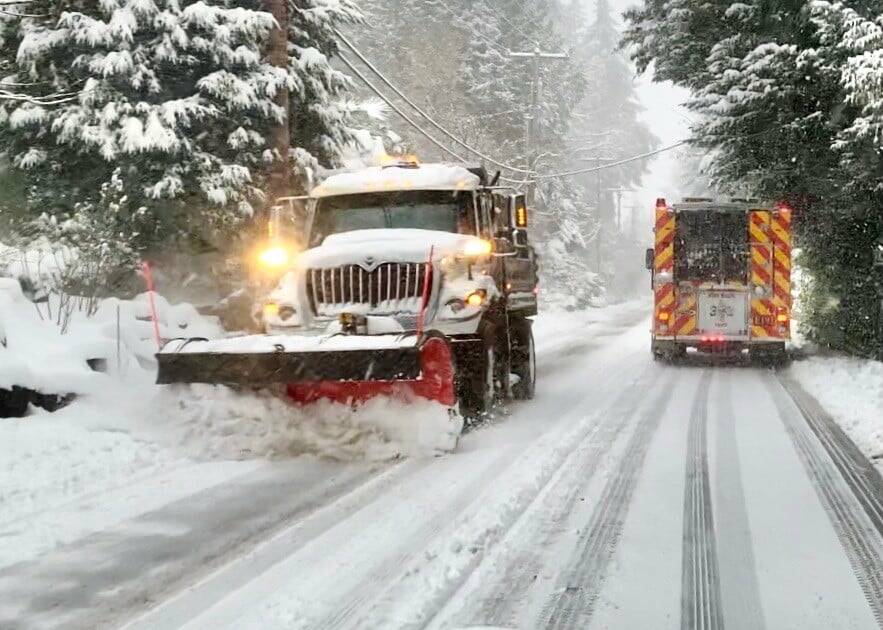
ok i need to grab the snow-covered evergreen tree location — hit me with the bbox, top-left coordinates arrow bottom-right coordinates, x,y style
287,0 -> 363,180
1,0 -> 285,245
0,0 -> 363,265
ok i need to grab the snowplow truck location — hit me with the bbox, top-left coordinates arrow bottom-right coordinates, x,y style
156,161 -> 539,418
646,198 -> 792,363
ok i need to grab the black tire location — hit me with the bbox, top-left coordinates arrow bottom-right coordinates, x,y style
670,343 -> 687,363
750,343 -> 789,368
0,386 -> 30,418
458,324 -> 497,420
511,318 -> 536,400
651,340 -> 666,362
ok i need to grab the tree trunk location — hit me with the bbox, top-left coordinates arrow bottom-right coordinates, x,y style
264,0 -> 290,205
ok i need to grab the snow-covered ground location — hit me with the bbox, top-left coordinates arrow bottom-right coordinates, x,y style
1,296 -> 881,630
789,355 -> 883,467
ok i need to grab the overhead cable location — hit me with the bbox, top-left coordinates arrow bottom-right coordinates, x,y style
534,140 -> 690,180
336,53 -> 468,163
335,28 -> 535,175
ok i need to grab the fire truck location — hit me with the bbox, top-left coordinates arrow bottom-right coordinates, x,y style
645,198 -> 792,364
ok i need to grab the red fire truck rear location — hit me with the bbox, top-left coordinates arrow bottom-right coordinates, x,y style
646,198 -> 792,364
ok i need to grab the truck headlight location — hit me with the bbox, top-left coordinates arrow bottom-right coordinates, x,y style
258,245 -> 290,269
462,239 -> 493,257
466,289 -> 487,307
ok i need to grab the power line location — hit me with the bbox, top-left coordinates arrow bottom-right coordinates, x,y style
335,29 -> 534,175
336,52 -> 468,163
535,140 -> 690,180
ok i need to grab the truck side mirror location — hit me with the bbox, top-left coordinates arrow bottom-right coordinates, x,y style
645,248 -> 654,270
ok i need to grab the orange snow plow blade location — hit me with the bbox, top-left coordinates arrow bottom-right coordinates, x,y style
156,334 -> 456,407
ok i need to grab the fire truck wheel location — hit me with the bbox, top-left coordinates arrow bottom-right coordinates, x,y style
750,343 -> 789,367
670,343 -> 687,363
511,317 -> 536,400
651,341 -> 665,361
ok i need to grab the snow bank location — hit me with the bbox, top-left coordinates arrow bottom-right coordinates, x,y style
0,276 -> 223,393
789,356 -> 883,466
0,278 -> 110,394
84,291 -> 222,364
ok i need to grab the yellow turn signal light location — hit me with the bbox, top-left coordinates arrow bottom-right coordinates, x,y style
258,245 -> 290,269
466,290 -> 486,307
263,303 -> 280,317
462,239 -> 493,257
657,311 -> 670,322
777,313 -> 789,323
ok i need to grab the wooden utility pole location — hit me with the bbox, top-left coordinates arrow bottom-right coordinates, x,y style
508,49 -> 568,204
876,230 -> 883,360
265,0 -> 290,204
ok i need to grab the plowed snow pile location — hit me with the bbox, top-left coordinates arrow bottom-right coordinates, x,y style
1,279 -> 460,568
149,386 -> 462,462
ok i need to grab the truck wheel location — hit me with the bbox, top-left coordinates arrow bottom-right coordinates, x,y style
511,318 -> 536,400
750,343 -> 788,367
651,340 -> 666,362
0,386 -> 30,418
458,325 -> 496,420
670,343 -> 687,364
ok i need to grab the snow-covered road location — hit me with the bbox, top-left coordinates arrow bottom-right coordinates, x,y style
2,303 -> 881,630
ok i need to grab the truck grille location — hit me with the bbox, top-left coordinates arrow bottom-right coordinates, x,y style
306,263 -> 431,317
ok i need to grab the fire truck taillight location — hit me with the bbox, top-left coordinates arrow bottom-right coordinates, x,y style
777,313 -> 789,323
657,311 -> 670,322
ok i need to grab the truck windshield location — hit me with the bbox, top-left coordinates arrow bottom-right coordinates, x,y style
674,211 -> 749,283
310,190 -> 474,247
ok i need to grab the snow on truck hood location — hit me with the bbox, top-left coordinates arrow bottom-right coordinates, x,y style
300,229 -> 485,268
311,164 -> 481,197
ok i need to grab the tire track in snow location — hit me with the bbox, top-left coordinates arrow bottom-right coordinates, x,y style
310,447 -> 527,630
776,374 -> 883,539
438,367 -> 676,630
713,371 -> 767,630
770,377 -> 883,628
680,370 -> 725,630
537,367 -> 679,630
